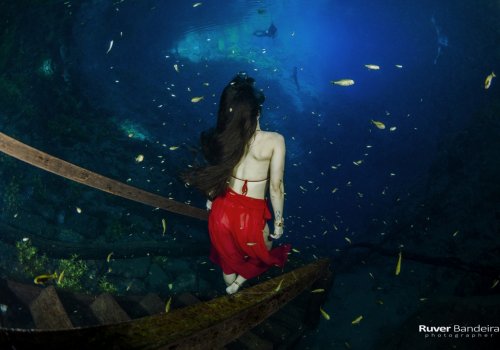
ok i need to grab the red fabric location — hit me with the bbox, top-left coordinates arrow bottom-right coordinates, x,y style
208,188 -> 291,279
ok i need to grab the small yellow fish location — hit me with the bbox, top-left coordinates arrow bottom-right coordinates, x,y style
168,283 -> 173,290
395,251 -> 402,275
395,64 -> 403,68
57,270 -> 65,285
193,2 -> 202,7
319,306 -> 330,320
419,297 -> 428,302
331,79 -> 355,86
162,218 -> 166,235
365,64 -> 380,70
351,315 -> 363,325
331,188 -> 338,193
491,279 -> 499,289
275,279 -> 284,292
246,242 -> 257,246
389,126 -> 397,131
165,297 -> 172,313
344,237 -> 352,244
371,120 -> 386,129
452,230 -> 459,237
311,288 -> 325,293
169,146 -> 179,151
353,160 -> 363,166
203,82 -> 210,86
76,207 -> 82,214
34,272 -> 58,285
292,248 -> 300,253
173,64 -> 179,73
484,72 -> 495,89
135,154 -> 144,163
191,96 -> 204,103
106,252 -> 114,263
376,299 -> 384,305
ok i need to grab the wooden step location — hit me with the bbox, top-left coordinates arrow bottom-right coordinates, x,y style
90,293 -> 130,324
235,330 -> 274,350
29,286 -> 73,329
176,292 -> 202,306
7,280 -> 42,306
139,293 -> 164,315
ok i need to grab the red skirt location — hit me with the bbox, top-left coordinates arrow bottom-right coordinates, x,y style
208,188 -> 291,280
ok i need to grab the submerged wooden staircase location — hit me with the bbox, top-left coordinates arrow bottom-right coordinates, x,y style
0,132 -> 333,348
0,259 -> 331,349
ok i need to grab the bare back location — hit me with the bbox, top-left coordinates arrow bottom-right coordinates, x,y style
229,131 -> 285,199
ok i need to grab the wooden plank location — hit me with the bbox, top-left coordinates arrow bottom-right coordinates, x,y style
176,292 -> 202,306
236,331 -> 273,350
29,286 -> 73,329
7,280 -> 42,307
0,259 -> 330,349
0,132 -> 208,221
139,293 -> 164,315
90,293 -> 131,325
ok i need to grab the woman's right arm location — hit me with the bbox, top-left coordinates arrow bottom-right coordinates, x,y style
269,134 -> 285,239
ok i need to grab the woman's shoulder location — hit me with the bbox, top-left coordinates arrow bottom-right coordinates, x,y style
260,130 -> 284,142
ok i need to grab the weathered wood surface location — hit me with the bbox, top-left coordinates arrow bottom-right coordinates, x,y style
0,259 -> 330,350
0,132 -> 208,221
29,286 -> 73,329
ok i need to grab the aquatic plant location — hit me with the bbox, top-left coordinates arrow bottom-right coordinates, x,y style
38,58 -> 54,77
3,178 -> 21,217
98,275 -> 118,294
15,240 -> 49,277
57,254 -> 89,292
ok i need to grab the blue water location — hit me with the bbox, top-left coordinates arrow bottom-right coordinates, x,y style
0,0 -> 499,348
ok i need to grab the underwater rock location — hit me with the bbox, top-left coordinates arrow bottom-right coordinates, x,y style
109,257 -> 151,279
145,263 -> 170,293
172,273 -> 197,293
57,229 -> 84,243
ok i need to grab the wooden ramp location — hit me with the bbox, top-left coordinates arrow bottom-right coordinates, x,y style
0,259 -> 330,349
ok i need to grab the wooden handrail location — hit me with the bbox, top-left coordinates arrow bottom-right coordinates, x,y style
0,132 -> 208,221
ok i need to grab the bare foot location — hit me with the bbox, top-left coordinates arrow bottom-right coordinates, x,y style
226,280 -> 241,294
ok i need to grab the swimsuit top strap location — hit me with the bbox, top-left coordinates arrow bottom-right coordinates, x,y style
230,175 -> 269,196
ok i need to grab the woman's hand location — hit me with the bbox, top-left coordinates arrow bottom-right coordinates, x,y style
270,222 -> 283,239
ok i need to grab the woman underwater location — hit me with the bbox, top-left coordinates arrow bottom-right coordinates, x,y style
185,73 -> 291,294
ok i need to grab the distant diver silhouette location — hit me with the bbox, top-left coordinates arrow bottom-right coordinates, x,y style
431,15 -> 448,64
292,66 -> 300,90
253,23 -> 277,38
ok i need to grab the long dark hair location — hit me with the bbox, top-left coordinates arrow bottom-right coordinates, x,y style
184,74 -> 265,199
